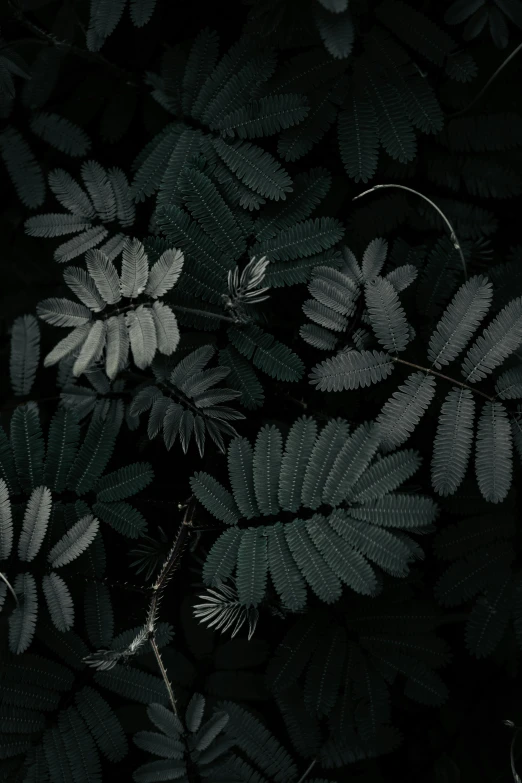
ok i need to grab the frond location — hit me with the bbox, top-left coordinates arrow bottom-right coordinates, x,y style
461,296 -> 522,383
190,472 -> 239,526
218,346 -> 264,410
228,325 -> 304,382
30,112 -> 91,157
330,510 -> 416,576
48,514 -> 99,568
202,527 -> 243,585
338,95 -> 379,183
75,686 -> 128,762
84,581 -> 114,647
431,388 -> 475,497
362,237 -> 388,281
349,494 -> 437,528
323,423 -> 380,506
72,320 -> 107,377
37,298 -> 92,329
236,528 -> 268,607
182,28 -> 220,116
55,226 -> 109,263
43,323 -> 92,368
435,541 -> 513,606
126,306 -> 157,370
42,573 -> 74,632
228,437 -> 258,519
428,276 -> 493,369
303,623 -> 347,716
92,500 -> 147,538
219,701 -> 298,783
301,419 -> 349,509
363,63 -> 417,164
156,127 -> 204,211
10,315 -> 40,396
253,425 -> 283,516
155,205 -> 229,302
81,160 -> 116,222
315,5 -> 354,58
254,167 -> 331,241
48,168 -> 95,217
465,576 -> 512,658
285,518 -> 342,604
279,417 -> 318,512
85,249 -> 121,305
211,138 -> 293,201
495,366 -> 522,399
349,449 -> 421,502
0,478 -> 13,560
475,401 -> 512,503
18,485 -> 52,562
120,238 -> 149,299
107,168 -> 135,227
300,323 -> 339,351
95,462 -> 153,502
252,216 -> 344,262
9,573 -> 38,654
307,514 -> 378,596
67,414 -> 120,493
309,349 -> 395,391
105,315 -> 129,380
194,582 -> 259,639
376,371 -> 437,452
364,276 -> 410,353
266,522 -> 308,611
63,267 -> 106,312
179,166 -> 246,257
215,94 -> 309,139
129,0 -> 157,27
0,127 -> 45,208
10,402 -> 45,492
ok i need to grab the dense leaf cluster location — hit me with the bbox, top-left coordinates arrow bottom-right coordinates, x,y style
1,0 -> 522,781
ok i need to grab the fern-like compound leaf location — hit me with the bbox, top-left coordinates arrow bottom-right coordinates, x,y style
72,320 -> 106,377
212,138 -> 293,201
285,519 -> 342,604
9,573 -> 38,654
105,314 -> 129,380
428,275 -> 493,369
18,485 -> 52,562
462,296 -> 522,382
236,528 -> 268,607
190,472 -> 240,526
120,238 -> 149,298
475,401 -> 512,503
302,419 -> 350,509
431,388 -> 475,497
48,514 -> 99,568
0,478 -> 13,560
364,276 -> 410,353
10,315 -> 40,397
145,248 -> 184,299
126,306 -> 157,370
228,438 -> 258,519
279,417 -> 318,513
37,298 -> 92,328
376,371 -> 437,452
85,249 -> 121,305
42,572 -> 74,632
266,522 -> 308,611
309,349 -> 395,391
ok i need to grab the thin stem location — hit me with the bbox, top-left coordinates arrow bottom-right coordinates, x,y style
511,727 -> 522,783
146,497 -> 197,713
0,571 -> 19,608
353,184 -> 467,278
170,305 -> 238,323
448,41 -> 522,119
150,634 -> 178,715
391,356 -> 495,401
295,759 -> 317,783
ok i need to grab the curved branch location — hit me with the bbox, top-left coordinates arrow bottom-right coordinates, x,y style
352,183 -> 467,278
